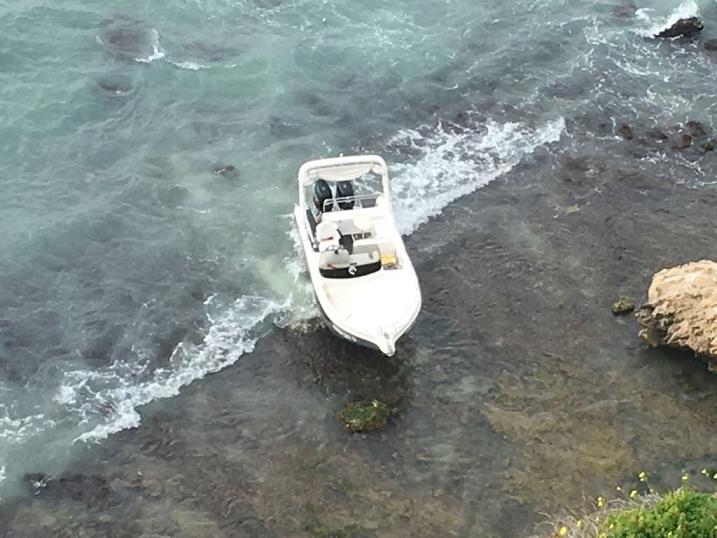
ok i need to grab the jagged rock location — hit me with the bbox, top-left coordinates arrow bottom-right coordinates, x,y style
636,260 -> 717,372
338,400 -> 389,432
617,123 -> 634,140
654,17 -> 703,39
612,296 -> 636,315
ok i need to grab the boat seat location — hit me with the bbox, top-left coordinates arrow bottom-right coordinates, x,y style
316,221 -> 339,244
320,247 -> 352,269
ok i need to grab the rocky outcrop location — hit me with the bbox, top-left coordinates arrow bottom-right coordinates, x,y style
636,261 -> 717,372
615,120 -> 716,156
654,17 -> 703,39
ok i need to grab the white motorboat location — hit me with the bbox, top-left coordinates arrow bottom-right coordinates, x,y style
293,155 -> 422,356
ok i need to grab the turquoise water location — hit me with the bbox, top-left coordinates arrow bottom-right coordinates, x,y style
0,0 -> 715,500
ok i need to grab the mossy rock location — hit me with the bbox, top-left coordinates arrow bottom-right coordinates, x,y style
612,296 -> 636,315
338,400 -> 389,433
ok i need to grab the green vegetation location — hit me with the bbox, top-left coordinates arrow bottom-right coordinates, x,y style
599,487 -> 717,538
337,400 -> 389,433
547,486 -> 717,538
611,296 -> 636,315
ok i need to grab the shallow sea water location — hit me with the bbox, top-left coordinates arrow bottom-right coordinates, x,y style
1,0 -> 717,535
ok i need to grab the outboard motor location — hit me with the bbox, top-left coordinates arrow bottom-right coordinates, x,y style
313,179 -> 333,214
335,180 -> 355,210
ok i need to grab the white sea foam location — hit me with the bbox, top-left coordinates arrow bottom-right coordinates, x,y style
390,117 -> 565,235
134,29 -> 166,63
56,294 -> 287,443
0,412 -> 55,443
168,60 -> 211,71
635,0 -> 699,38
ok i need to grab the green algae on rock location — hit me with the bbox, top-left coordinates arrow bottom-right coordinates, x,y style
338,400 -> 389,433
611,296 -> 636,315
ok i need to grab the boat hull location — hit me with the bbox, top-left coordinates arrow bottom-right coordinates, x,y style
292,158 -> 421,357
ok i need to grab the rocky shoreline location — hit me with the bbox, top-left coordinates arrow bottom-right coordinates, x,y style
2,133 -> 717,537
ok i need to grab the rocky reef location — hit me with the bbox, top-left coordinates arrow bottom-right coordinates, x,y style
654,17 -> 703,39
637,260 -> 717,372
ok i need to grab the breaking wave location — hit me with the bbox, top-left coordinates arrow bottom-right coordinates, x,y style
134,29 -> 166,63
634,0 -> 700,38
390,117 -> 566,235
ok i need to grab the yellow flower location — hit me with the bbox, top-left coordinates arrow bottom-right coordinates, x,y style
558,526 -> 567,537
629,489 -> 638,499
638,471 -> 647,482
713,472 -> 717,480
576,520 -> 583,529
701,468 -> 708,476
681,472 -> 689,482
596,496 -> 605,508
616,486 -> 622,492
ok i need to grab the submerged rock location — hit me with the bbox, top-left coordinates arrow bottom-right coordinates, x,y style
612,1 -> 637,19
338,400 -> 389,432
671,134 -> 692,150
636,260 -> 717,372
704,39 -> 717,51
612,296 -> 636,315
96,75 -> 134,96
212,164 -> 239,179
685,120 -> 707,139
98,15 -> 156,62
617,123 -> 634,140
654,17 -> 703,39
645,128 -> 668,142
